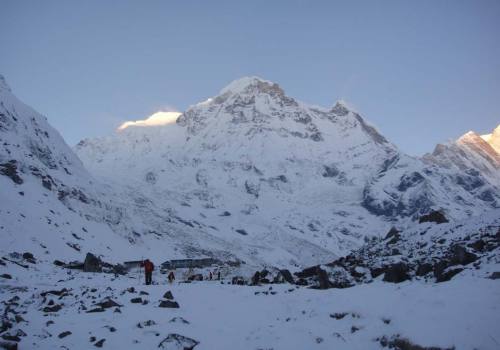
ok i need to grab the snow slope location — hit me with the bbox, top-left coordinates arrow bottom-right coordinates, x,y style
1,260 -> 499,350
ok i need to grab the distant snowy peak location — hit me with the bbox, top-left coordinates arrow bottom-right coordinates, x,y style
424,126 -> 500,185
481,124 -> 500,154
457,129 -> 500,162
219,76 -> 280,96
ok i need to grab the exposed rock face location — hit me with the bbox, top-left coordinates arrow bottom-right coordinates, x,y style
158,333 -> 199,350
83,253 -> 102,273
419,211 -> 449,224
382,263 -> 410,283
294,209 -> 499,289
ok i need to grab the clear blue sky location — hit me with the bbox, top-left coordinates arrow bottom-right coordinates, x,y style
1,1 -> 499,155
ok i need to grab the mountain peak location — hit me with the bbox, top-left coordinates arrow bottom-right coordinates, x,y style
0,74 -> 12,93
219,76 -> 284,96
331,101 -> 351,116
458,131 -> 481,142
480,124 -> 500,154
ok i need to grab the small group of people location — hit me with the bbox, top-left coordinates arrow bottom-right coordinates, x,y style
140,258 -> 222,285
208,270 -> 221,280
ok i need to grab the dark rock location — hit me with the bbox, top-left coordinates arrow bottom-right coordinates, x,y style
97,298 -> 121,309
416,263 -> 433,276
279,269 -> 295,284
449,245 -> 477,265
0,274 -> 12,279
0,334 -> 20,342
41,288 -> 69,297
158,334 -> 199,350
383,263 -> 410,283
53,260 -> 65,267
94,339 -> 105,348
42,304 -> 62,313
384,227 -> 400,245
137,320 -> 156,328
330,312 -> 347,320
294,265 -> 319,279
86,307 -> 105,313
0,160 -> 23,184
231,276 -> 246,285
468,239 -> 486,252
370,267 -> 385,279
159,300 -> 179,308
251,271 -> 261,285
58,331 -> 72,339
169,317 -> 190,324
139,291 -> 149,296
14,315 -> 24,324
235,229 -> 248,236
163,291 -> 174,300
419,210 -> 448,224
322,165 -> 339,178
22,252 -> 35,262
130,297 -> 142,304
489,272 -> 500,280
316,268 -> 332,289
0,340 -> 18,350
83,253 -> 102,273
436,268 -> 463,283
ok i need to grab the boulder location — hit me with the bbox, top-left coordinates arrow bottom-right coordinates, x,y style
488,272 -> 500,280
97,298 -> 121,309
316,268 -> 332,289
419,210 -> 448,224
83,253 -> 102,273
58,331 -> 72,339
382,263 -> 410,283
436,268 -> 463,283
163,291 -> 174,300
384,227 -> 400,245
159,300 -> 180,308
251,271 -> 261,285
94,339 -> 105,348
416,263 -> 433,276
279,269 -> 295,284
449,245 -> 477,265
158,333 -> 199,350
130,297 -> 143,304
42,304 -> 62,313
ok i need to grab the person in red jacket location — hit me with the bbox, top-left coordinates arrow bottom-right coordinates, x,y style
141,259 -> 154,285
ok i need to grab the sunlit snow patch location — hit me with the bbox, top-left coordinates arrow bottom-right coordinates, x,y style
118,111 -> 182,131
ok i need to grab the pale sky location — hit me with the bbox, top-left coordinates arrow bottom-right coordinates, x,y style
1,0 -> 499,155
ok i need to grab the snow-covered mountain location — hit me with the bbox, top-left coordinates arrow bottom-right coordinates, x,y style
75,76 -> 499,265
2,74 -> 500,350
481,125 -> 500,154
1,74 -> 499,270
424,126 -> 500,187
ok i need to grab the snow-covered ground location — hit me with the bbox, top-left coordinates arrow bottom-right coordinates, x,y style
1,262 -> 499,350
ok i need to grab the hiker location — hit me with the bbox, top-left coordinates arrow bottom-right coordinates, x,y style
168,271 -> 175,283
209,271 -> 213,280
141,259 -> 154,285
217,271 -> 221,280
